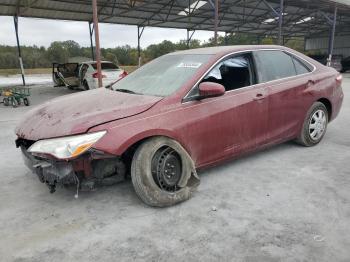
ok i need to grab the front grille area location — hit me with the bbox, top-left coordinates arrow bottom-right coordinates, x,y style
15,138 -> 36,150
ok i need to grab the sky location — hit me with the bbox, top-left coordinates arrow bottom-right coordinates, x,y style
0,16 -> 220,48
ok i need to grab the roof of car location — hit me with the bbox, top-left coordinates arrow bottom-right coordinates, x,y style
83,61 -> 114,64
169,45 -> 288,56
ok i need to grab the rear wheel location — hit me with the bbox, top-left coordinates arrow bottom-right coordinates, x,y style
296,102 -> 328,146
83,80 -> 90,91
23,98 -> 30,106
131,137 -> 200,207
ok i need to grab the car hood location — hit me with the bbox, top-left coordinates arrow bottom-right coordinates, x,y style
16,88 -> 162,140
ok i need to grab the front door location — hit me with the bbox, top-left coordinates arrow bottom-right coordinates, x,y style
181,53 -> 269,167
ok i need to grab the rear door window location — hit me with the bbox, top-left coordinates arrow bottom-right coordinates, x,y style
291,57 -> 311,75
253,50 -> 297,83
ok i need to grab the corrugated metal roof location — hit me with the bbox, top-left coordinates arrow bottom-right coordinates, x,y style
0,0 -> 349,37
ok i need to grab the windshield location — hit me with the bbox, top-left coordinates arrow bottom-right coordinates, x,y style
111,54 -> 212,97
92,62 -> 119,70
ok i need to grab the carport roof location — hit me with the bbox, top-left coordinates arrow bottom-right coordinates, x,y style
0,0 -> 350,38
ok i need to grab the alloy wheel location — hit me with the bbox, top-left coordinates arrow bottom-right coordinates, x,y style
309,109 -> 327,141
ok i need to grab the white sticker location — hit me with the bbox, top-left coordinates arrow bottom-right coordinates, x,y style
177,62 -> 202,68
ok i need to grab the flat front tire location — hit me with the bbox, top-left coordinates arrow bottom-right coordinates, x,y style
296,102 -> 328,147
131,137 -> 200,207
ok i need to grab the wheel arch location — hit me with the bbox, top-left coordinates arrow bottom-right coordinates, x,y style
118,131 -> 190,171
317,97 -> 332,120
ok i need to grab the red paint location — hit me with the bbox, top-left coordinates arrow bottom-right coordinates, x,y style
119,71 -> 128,78
16,46 -> 344,169
92,72 -> 106,78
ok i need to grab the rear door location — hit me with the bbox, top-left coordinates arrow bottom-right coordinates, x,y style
253,50 -> 313,143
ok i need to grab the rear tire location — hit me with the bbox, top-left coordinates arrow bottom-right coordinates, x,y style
131,137 -> 200,207
83,80 -> 90,91
296,102 -> 328,147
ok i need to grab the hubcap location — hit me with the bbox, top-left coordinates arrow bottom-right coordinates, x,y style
309,109 -> 327,141
151,146 -> 182,192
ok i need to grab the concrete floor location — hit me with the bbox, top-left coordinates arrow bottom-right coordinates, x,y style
0,76 -> 349,262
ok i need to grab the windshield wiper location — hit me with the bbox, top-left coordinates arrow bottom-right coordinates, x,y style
114,88 -> 140,95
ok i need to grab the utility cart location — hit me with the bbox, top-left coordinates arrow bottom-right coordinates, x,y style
0,87 -> 31,107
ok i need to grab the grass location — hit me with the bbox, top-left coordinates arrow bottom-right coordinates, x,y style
122,65 -> 138,73
0,68 -> 52,76
0,65 -> 138,76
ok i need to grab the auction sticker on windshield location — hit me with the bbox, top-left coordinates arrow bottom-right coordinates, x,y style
177,62 -> 202,68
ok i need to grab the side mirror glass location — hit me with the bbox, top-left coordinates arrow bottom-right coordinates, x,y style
198,82 -> 225,99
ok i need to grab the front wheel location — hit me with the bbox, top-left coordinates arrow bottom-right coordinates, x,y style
11,98 -> 19,108
131,137 -> 200,207
3,98 -> 9,106
296,102 -> 328,146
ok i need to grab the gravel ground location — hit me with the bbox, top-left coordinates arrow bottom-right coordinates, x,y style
0,75 -> 349,262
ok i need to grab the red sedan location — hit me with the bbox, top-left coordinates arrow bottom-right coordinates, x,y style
15,45 -> 344,207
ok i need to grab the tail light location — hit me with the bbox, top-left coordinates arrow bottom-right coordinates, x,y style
336,74 -> 342,87
92,72 -> 106,78
119,71 -> 128,78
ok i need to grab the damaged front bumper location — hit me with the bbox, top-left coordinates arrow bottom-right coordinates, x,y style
17,138 -> 126,195
21,146 -> 77,193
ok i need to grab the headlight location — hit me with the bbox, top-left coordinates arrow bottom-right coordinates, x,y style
28,131 -> 106,159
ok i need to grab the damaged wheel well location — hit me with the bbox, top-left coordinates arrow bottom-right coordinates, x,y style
121,135 -> 180,175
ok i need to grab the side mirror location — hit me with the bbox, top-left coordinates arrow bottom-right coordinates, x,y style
198,82 -> 225,99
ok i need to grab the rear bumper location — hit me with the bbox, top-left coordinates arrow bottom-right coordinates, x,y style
330,86 -> 344,121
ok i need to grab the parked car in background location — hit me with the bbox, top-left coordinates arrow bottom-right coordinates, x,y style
16,45 -> 343,207
308,54 -> 343,72
341,56 -> 350,73
52,61 -> 128,90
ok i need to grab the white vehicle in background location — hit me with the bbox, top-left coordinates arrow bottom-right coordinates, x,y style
52,61 -> 128,90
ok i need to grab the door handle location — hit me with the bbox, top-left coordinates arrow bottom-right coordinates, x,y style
253,93 -> 266,100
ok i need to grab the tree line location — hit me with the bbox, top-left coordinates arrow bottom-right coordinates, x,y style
0,33 -> 305,69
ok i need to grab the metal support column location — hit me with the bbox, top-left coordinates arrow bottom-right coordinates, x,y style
187,29 -> 190,48
214,0 -> 219,45
278,0 -> 284,45
137,26 -> 144,67
88,22 -> 95,60
186,29 -> 195,48
327,5 -> 337,66
224,32 -> 228,45
13,15 -> 25,86
92,0 -> 102,87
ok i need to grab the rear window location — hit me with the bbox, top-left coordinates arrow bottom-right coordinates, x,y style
91,62 -> 119,70
254,50 -> 296,83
